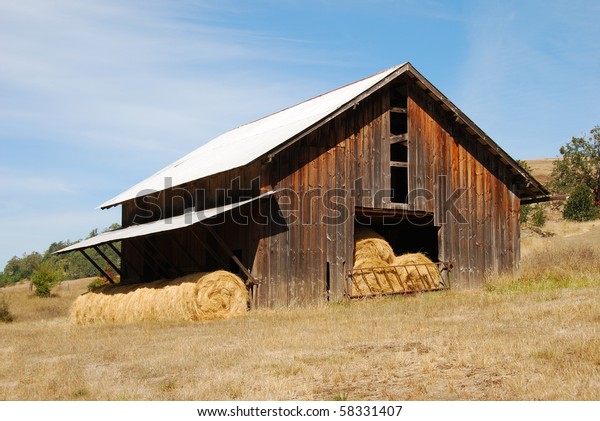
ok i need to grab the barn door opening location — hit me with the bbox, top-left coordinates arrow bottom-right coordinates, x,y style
350,215 -> 450,298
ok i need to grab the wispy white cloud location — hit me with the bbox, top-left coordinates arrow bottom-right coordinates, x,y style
0,168 -> 74,194
0,0 -> 346,268
0,0 -> 336,157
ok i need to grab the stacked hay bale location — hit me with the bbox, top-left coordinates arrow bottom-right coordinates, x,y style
71,270 -> 249,324
354,226 -> 395,266
351,227 -> 440,296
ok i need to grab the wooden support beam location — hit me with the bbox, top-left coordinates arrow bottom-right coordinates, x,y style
108,242 -> 144,280
389,107 -> 407,114
79,249 -> 114,284
521,194 -> 568,205
390,161 -> 408,168
107,242 -> 122,258
189,225 -> 230,270
145,237 -> 183,278
170,235 -> 204,272
93,246 -> 121,277
128,238 -> 170,280
389,134 -> 408,144
204,225 -> 258,286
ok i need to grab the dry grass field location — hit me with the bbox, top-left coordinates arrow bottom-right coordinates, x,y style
1,219 -> 599,401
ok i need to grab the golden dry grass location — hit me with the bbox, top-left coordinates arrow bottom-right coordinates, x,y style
0,227 -> 599,401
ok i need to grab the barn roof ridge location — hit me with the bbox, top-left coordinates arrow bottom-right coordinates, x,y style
100,63 -> 548,209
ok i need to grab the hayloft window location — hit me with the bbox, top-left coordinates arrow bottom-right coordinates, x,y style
389,83 -> 408,204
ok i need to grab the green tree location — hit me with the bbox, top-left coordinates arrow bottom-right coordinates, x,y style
31,260 -> 64,297
563,184 -> 598,222
0,252 -> 43,286
551,126 -> 600,202
103,223 -> 121,232
516,159 -> 533,174
1,223 -> 122,286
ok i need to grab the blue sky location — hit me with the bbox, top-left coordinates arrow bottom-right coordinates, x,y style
0,0 -> 599,269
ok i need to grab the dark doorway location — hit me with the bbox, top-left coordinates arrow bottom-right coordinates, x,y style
355,214 -> 439,261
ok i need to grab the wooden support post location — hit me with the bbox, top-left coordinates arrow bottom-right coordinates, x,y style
204,225 -> 258,285
107,242 -> 144,280
93,246 -> 121,277
80,249 -> 114,284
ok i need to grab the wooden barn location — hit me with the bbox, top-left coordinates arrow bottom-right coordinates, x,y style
58,62 -> 550,308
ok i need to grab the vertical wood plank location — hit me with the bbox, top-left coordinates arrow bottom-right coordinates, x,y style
381,87 -> 391,207
373,94 -> 382,208
335,115 -> 348,300
407,92 -> 417,208
475,141 -> 485,287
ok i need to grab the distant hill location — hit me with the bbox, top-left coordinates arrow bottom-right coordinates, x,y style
524,158 -> 557,186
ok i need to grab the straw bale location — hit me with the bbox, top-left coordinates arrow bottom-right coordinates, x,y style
354,226 -> 395,264
71,271 -> 249,325
393,253 -> 440,291
351,257 -> 402,296
194,270 -> 250,321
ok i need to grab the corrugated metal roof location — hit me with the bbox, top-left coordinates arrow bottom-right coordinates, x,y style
100,64 -> 406,209
57,191 -> 274,254
99,62 -> 549,209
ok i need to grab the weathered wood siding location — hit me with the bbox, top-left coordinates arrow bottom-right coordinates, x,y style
118,74 -> 521,301
400,81 -> 520,288
254,111 -> 357,306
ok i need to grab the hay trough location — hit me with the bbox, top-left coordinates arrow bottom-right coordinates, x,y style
71,270 -> 249,324
349,227 -> 449,298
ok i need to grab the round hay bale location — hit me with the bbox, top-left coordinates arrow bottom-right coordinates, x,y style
193,270 -> 249,321
71,271 -> 249,325
353,256 -> 389,269
351,257 -> 401,296
393,253 -> 440,291
354,226 -> 395,265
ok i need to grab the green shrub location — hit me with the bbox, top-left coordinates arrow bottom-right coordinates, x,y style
531,206 -> 546,227
563,184 -> 598,222
0,297 -> 13,323
519,204 -> 531,224
87,277 -> 109,292
31,261 -> 64,297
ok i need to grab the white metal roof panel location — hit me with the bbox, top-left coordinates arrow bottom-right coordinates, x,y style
99,64 -> 405,208
57,191 -> 274,253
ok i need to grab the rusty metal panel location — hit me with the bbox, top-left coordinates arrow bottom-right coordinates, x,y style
346,262 -> 452,298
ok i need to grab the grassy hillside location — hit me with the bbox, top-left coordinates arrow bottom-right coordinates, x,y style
524,158 -> 557,186
1,222 -> 599,401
